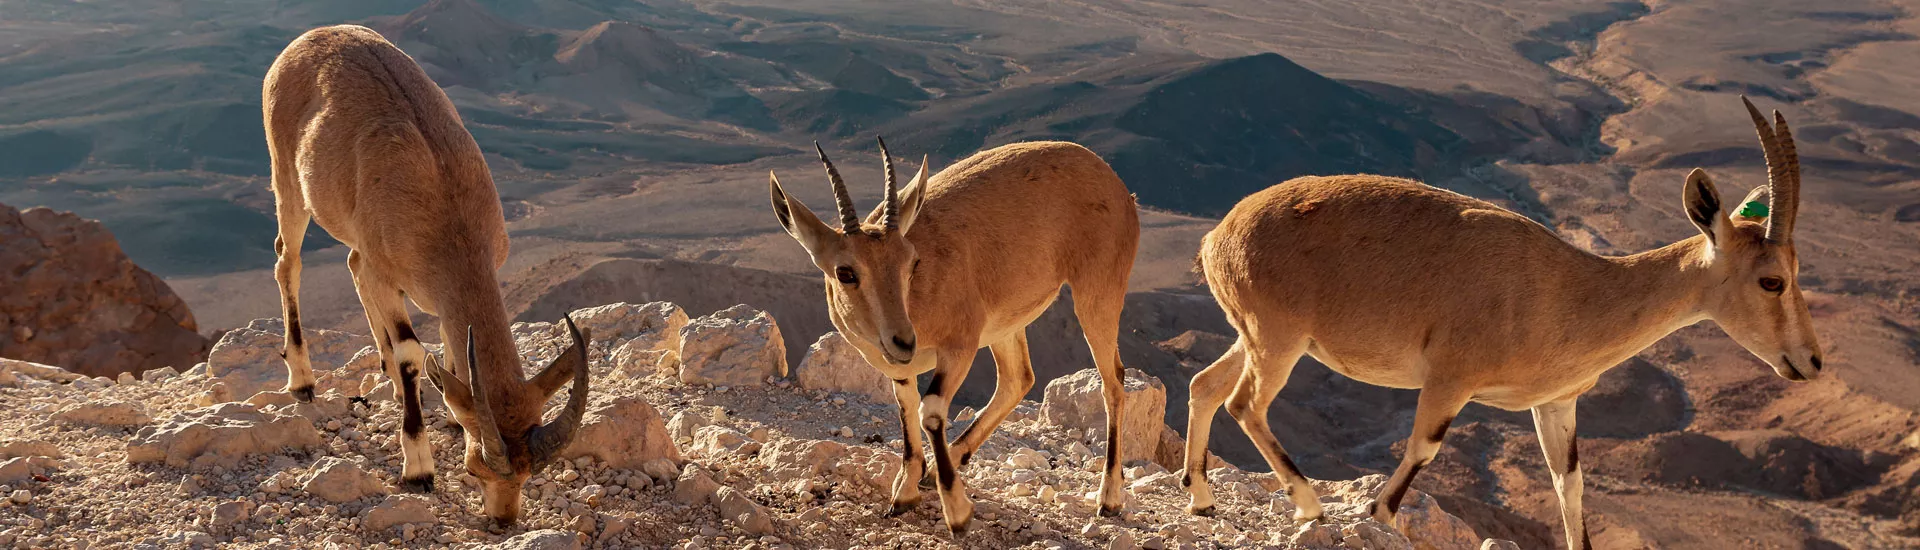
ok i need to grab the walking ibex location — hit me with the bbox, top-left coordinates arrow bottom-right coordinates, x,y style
770,140 -> 1141,534
264,25 -> 591,523
1181,97 -> 1822,549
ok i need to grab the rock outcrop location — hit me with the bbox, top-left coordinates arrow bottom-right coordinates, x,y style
206,318 -> 370,400
1039,367 -> 1174,467
677,305 -> 786,387
125,402 -> 323,470
794,332 -> 892,404
0,202 -> 209,377
560,394 -> 683,470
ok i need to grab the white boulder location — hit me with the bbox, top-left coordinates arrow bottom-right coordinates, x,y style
794,332 -> 893,404
1039,367 -> 1169,466
677,306 -> 786,387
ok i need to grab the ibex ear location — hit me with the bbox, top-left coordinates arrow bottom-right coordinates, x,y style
770,171 -> 839,259
892,157 -> 930,235
1682,168 -> 1731,245
1730,185 -> 1771,224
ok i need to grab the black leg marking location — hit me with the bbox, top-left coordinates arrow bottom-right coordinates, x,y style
1428,416 -> 1454,443
397,357 -> 432,493
1565,440 -> 1580,475
1381,460 -> 1427,515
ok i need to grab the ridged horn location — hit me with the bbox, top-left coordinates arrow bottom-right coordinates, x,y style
1742,96 -> 1799,242
815,141 -> 860,233
525,314 -> 590,466
463,327 -> 513,477
879,136 -> 899,231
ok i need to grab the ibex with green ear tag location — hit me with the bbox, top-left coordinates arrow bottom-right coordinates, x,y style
1181,96 -> 1822,550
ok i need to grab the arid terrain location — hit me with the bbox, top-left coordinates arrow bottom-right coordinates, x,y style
0,0 -> 1916,548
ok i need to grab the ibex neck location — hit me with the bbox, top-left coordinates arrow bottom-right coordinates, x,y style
1573,235 -> 1714,360
430,261 -> 523,387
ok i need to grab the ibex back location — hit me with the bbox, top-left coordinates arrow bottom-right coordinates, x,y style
263,25 -> 591,524
770,140 -> 1141,534
1182,97 -> 1822,550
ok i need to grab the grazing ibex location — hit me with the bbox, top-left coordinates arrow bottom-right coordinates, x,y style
770,140 -> 1140,534
1181,97 -> 1822,549
263,25 -> 591,523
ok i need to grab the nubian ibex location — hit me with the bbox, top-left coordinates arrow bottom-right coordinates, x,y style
264,25 -> 591,523
1181,97 -> 1822,550
770,140 -> 1141,534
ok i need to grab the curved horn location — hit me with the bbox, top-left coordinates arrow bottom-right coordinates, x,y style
879,136 -> 899,231
815,141 -> 860,233
1741,96 -> 1798,242
463,327 -> 514,477
1768,110 -> 1800,241
527,314 -> 590,466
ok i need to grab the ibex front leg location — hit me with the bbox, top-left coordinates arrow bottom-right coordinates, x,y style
1533,398 -> 1590,550
1369,385 -> 1469,526
348,251 -> 436,492
920,354 -> 974,536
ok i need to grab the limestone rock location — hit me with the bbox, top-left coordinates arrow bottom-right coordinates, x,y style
125,403 -> 323,470
314,346 -> 382,398
714,486 -> 775,535
692,425 -> 761,457
666,410 -> 712,444
484,529 -> 583,550
0,203 -> 210,378
206,318 -> 369,400
794,332 -> 893,404
560,394 -> 682,469
1039,367 -> 1169,465
299,457 -> 389,503
759,438 -> 850,482
570,302 -> 687,357
0,438 -> 62,459
1397,488 -> 1482,550
0,456 -> 62,484
678,305 -> 786,387
52,400 -> 151,427
1480,540 -> 1522,550
363,494 -> 435,531
673,465 -> 721,506
209,500 -> 249,528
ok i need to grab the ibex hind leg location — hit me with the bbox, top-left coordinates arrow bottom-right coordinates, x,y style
1225,332 -> 1322,521
944,331 -> 1035,470
1182,338 -> 1244,516
271,200 -> 316,402
347,253 -> 437,492
1072,279 -> 1132,517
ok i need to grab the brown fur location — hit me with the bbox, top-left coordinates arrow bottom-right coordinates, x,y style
1182,100 -> 1823,550
772,141 -> 1140,533
263,25 -> 586,524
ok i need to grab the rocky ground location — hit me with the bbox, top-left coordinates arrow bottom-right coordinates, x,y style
0,301 -> 1511,549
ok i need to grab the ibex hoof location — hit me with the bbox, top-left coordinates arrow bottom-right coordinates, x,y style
882,501 -> 917,518
401,474 -> 434,493
1098,504 -> 1123,518
1189,505 -> 1216,517
946,517 -> 970,538
289,385 -> 315,403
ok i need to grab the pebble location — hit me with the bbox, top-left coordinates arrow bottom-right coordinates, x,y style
9,490 -> 28,505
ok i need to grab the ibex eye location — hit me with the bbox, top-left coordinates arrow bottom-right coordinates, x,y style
836,266 -> 859,285
1758,277 -> 1785,293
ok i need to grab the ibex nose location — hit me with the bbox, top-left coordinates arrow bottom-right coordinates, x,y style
1810,354 -> 1824,372
892,335 -> 916,354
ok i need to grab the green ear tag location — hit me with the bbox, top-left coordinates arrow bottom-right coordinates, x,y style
1738,200 -> 1769,218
